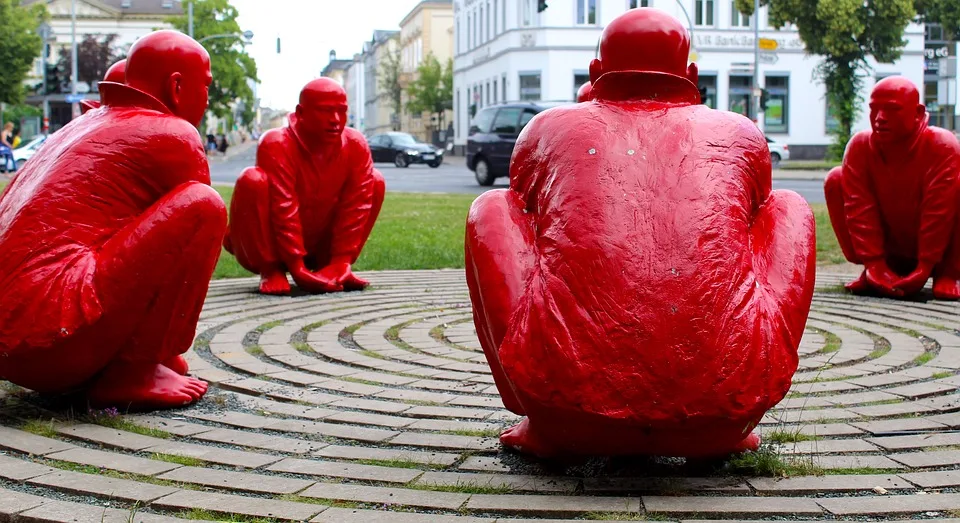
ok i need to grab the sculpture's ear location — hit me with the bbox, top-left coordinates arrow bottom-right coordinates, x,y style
165,72 -> 183,111
295,103 -> 304,120
589,59 -> 602,85
687,62 -> 699,87
917,103 -> 927,122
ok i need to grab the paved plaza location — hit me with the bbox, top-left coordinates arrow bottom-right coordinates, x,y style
3,270 -> 960,521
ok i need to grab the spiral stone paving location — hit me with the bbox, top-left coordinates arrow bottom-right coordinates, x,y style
6,270 -> 960,521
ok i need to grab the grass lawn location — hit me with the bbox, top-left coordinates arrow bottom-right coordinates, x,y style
780,160 -> 841,171
1,181 -> 844,276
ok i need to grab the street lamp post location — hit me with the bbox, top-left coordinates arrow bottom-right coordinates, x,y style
70,0 -> 79,119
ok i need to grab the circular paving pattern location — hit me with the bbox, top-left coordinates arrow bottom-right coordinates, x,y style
4,270 -> 960,522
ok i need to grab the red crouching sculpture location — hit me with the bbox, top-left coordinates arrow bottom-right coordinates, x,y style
0,31 -> 222,409
81,59 -> 127,114
465,8 -> 816,458
825,76 -> 960,300
576,81 -> 593,102
224,78 -> 385,295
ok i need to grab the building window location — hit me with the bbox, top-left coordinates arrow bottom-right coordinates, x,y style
456,20 -> 460,54
502,73 -> 507,101
629,0 -> 650,7
487,1 -> 492,41
764,75 -> 788,133
825,98 -> 839,133
574,72 -> 590,101
729,74 -> 753,119
456,89 -> 460,139
522,0 -> 536,26
731,1 -> 750,27
577,0 -> 598,24
698,75 -> 717,108
479,5 -> 484,43
494,0 -> 498,34
519,72 -> 541,101
695,0 -> 714,26
494,79 -> 499,103
468,13 -> 472,50
503,0 -> 508,29
487,81 -> 492,105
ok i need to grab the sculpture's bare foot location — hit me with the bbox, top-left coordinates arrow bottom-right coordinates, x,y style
933,276 -> 960,300
732,431 -> 761,453
845,271 -> 871,294
88,361 -> 208,410
259,269 -> 291,295
342,272 -> 370,292
500,418 -> 559,458
162,354 -> 189,375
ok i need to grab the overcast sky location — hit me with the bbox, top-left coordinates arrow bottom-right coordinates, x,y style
231,0 -> 424,111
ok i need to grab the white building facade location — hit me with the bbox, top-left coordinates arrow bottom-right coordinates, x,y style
452,0 -> 925,158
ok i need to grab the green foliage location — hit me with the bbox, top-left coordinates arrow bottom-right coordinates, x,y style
167,0 -> 258,126
737,0 -> 914,156
0,0 -> 47,104
379,43 -> 403,130
4,104 -> 41,130
917,0 -> 960,39
406,55 -> 453,130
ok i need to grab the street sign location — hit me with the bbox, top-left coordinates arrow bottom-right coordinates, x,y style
689,50 -> 699,62
758,38 -> 778,51
65,94 -> 86,103
759,52 -> 779,64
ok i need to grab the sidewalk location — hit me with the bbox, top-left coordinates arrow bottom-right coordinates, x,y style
207,138 -> 257,163
772,169 -> 827,181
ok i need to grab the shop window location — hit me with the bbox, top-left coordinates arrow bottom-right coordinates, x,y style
519,72 -> 541,101
729,74 -> 753,119
699,75 -> 717,109
764,75 -> 788,133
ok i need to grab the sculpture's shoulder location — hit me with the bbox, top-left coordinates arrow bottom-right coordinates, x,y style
848,130 -> 873,151
925,125 -> 960,155
258,127 -> 291,151
689,106 -> 765,147
342,127 -> 372,157
107,109 -> 202,149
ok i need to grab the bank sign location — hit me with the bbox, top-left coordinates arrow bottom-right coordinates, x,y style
694,33 -> 803,50
926,45 -> 950,74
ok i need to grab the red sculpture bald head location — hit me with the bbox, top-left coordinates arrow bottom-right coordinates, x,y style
295,78 -> 348,145
577,81 -> 593,102
104,59 -> 126,83
589,8 -> 698,94
869,76 -> 925,145
125,30 -> 211,127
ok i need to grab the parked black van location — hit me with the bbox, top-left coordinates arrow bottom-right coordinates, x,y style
466,101 -> 566,186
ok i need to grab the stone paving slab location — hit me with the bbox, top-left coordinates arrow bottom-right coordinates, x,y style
0,454 -> 57,481
26,470 -> 179,503
0,426 -> 75,456
747,474 -> 913,494
642,496 -> 823,517
157,466 -> 315,494
466,494 -> 641,518
817,493 -> 960,516
45,447 -> 181,476
152,490 -> 326,521
311,507 -> 494,522
299,482 -> 470,510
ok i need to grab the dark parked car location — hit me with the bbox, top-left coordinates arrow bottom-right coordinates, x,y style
368,132 -> 444,168
466,101 -> 565,186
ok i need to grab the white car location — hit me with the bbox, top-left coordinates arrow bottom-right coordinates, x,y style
12,135 -> 47,170
766,136 -> 789,167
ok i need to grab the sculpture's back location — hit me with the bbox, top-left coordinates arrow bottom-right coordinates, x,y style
465,8 -> 817,458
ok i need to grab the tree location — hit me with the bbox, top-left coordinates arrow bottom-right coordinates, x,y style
0,0 -> 46,104
55,34 -> 121,89
379,43 -> 403,131
168,0 -> 259,126
406,55 -> 453,134
736,0 -> 914,159
916,0 -> 960,39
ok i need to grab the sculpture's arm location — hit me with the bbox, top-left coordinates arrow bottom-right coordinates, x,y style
509,114 -> 546,211
917,138 -> 960,265
148,121 -> 210,189
260,141 -> 308,266
329,137 -> 375,264
840,137 -> 886,262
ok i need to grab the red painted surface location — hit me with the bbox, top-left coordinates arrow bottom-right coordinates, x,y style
825,76 -> 960,300
0,31 -> 221,410
224,78 -> 384,295
81,59 -> 128,114
465,8 -> 816,458
576,81 -> 593,103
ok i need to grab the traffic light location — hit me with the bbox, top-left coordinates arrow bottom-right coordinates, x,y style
537,1 -> 548,12
759,89 -> 769,111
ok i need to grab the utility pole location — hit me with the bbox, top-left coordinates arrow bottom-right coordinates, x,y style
752,0 -> 762,129
70,0 -> 79,120
188,1 -> 194,38
39,23 -> 50,133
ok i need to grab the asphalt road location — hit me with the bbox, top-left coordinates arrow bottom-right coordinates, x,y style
209,148 -> 826,203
